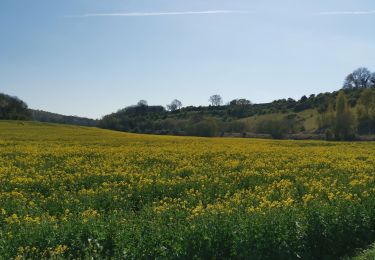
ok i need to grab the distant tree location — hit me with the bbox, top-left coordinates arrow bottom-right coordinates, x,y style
255,119 -> 288,139
295,95 -> 313,112
137,100 -> 148,106
334,91 -> 356,140
230,98 -> 252,107
209,95 -> 223,106
225,120 -> 249,133
356,88 -> 375,134
0,93 -> 31,120
167,99 -> 182,111
227,99 -> 252,117
300,95 -> 308,102
371,72 -> 375,87
186,118 -> 220,137
317,103 -> 335,130
343,67 -> 372,89
32,110 -> 97,126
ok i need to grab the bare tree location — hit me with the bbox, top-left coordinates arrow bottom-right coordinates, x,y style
167,99 -> 182,111
343,67 -> 372,89
209,95 -> 223,106
229,99 -> 252,108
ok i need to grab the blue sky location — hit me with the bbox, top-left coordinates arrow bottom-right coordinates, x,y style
1,0 -> 375,119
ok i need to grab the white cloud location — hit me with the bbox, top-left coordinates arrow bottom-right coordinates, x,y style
68,10 -> 250,18
313,10 -> 375,16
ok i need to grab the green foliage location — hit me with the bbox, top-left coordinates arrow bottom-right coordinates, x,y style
185,118 -> 220,137
0,93 -> 31,120
318,92 -> 358,140
318,103 -> 335,130
32,110 -> 97,127
224,120 -> 249,133
256,119 -> 288,139
354,244 -> 375,260
97,85 -> 375,138
334,91 -> 357,140
255,114 -> 302,139
356,88 -> 375,135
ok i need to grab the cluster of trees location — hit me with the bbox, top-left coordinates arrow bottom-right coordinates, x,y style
2,67 -> 375,140
255,114 -> 305,139
318,92 -> 357,140
318,68 -> 375,140
0,92 -> 97,127
0,93 -> 31,120
356,88 -> 375,134
99,96 -> 255,137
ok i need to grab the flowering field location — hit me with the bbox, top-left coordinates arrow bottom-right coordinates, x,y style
1,121 -> 375,259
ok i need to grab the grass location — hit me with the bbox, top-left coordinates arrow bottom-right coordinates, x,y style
241,108 -> 319,133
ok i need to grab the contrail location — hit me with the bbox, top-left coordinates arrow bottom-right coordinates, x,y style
313,10 -> 375,16
66,10 -> 250,18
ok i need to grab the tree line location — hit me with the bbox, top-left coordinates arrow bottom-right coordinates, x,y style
0,93 -> 31,120
318,68 -> 375,140
1,67 -> 375,139
99,67 -> 375,139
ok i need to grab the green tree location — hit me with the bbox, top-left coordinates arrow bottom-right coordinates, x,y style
0,93 -> 31,120
318,103 -> 335,130
356,88 -> 375,134
334,91 -> 356,140
186,118 -> 220,137
255,119 -> 289,139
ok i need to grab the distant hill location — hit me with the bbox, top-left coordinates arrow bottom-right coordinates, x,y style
2,66 -> 374,139
31,110 -> 98,127
98,86 -> 375,138
0,92 -> 98,127
1,86 -> 373,138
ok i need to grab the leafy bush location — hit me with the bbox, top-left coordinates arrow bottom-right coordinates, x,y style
256,119 -> 289,139
185,118 -> 220,137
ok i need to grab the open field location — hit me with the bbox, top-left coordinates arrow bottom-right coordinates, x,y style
1,121 -> 375,259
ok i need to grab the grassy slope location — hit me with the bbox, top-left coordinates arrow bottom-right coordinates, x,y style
240,108 -> 319,133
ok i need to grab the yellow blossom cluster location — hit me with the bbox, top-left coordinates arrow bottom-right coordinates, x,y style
1,121 -> 375,258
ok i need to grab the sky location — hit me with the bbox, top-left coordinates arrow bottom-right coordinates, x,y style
1,0 -> 375,119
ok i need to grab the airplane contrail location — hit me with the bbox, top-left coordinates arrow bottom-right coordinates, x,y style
68,10 -> 251,18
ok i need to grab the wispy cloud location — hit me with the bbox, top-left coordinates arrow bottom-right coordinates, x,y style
67,10 -> 250,18
313,10 -> 375,16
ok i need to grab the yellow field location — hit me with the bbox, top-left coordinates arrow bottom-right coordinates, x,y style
0,121 -> 375,259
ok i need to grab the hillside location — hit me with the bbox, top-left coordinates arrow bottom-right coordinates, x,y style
2,77 -> 375,139
240,108 -> 319,133
31,109 -> 98,127
99,86 -> 375,139
1,121 -> 375,258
